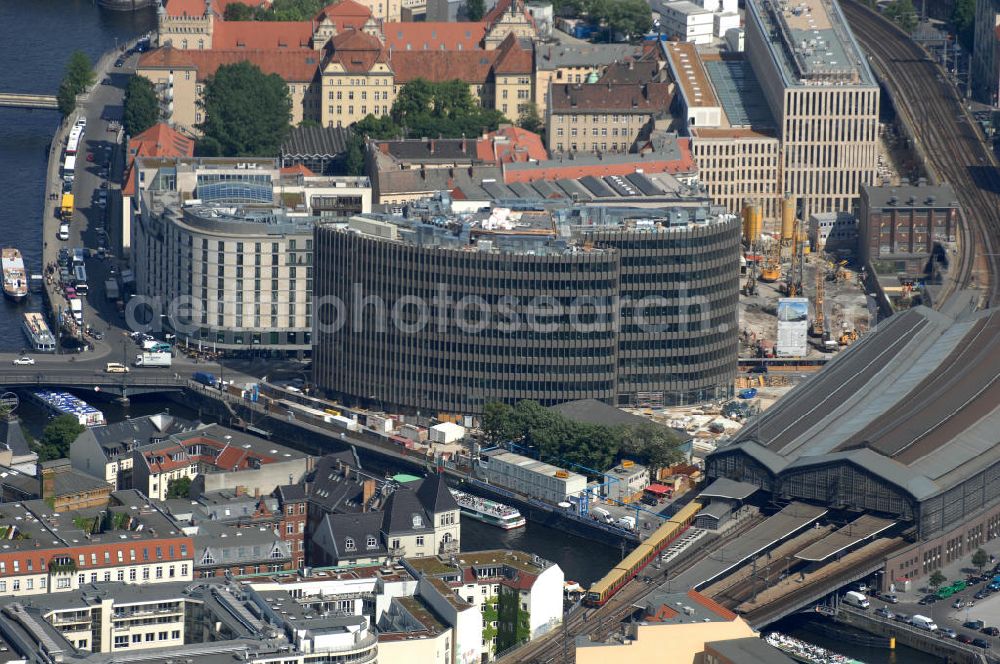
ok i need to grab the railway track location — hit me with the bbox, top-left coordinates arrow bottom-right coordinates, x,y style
502,516 -> 765,664
841,0 -> 1000,307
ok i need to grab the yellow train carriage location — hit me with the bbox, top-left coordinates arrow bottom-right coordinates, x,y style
584,500 -> 702,606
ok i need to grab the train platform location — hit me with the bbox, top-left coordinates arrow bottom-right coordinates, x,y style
667,502 -> 828,591
794,514 -> 896,562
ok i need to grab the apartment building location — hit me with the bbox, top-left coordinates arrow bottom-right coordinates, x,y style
311,475 -> 460,566
131,423 -> 312,502
546,81 -> 673,154
745,0 -> 879,220
405,550 -> 563,659
534,43 -> 644,115
132,156 -> 370,355
0,491 -> 194,598
663,42 -> 781,222
654,0 -> 715,44
70,413 -> 199,489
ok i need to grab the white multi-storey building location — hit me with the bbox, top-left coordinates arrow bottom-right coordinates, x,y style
480,450 -> 587,504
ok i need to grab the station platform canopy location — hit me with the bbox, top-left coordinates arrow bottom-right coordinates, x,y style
700,478 -> 759,501
794,515 -> 896,562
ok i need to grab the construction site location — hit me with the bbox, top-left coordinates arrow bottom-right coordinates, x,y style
737,196 -> 872,369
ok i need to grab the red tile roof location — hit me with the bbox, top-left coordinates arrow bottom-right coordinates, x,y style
503,138 -> 696,183
686,589 -> 738,621
326,29 -> 389,73
164,0 -> 266,17
315,0 -> 372,28
492,33 -> 532,75
129,123 -> 195,159
212,19 -> 313,49
139,46 -> 321,82
281,163 -> 316,177
391,50 -> 494,84
477,126 -> 547,163
383,22 -> 487,51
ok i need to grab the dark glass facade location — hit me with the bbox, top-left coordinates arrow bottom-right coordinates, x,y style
313,215 -> 740,414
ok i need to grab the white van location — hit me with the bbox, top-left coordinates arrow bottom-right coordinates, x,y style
58,223 -> 70,241
911,615 -> 938,631
843,591 -> 870,609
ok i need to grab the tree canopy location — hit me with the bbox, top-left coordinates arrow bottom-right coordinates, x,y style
516,102 -> 544,135
481,400 -> 685,474
123,75 -> 159,136
34,415 -> 85,462
465,0 -> 486,20
549,0 -> 651,39
224,0 -> 328,21
884,0 -> 917,33
57,51 -> 95,117
347,79 -> 506,143
197,61 -> 292,156
950,0 -> 975,51
166,476 -> 193,499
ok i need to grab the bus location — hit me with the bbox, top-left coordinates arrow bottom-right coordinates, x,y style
66,126 -> 83,156
62,155 -> 76,181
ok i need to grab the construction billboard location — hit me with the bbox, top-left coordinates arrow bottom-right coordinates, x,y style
776,297 -> 809,357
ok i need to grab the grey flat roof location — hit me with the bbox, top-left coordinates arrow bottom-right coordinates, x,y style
701,478 -> 759,500
703,59 -> 775,130
862,182 -> 960,209
705,637 -> 796,663
794,514 -> 896,561
535,43 -> 643,71
716,305 -> 1000,501
670,502 -> 827,590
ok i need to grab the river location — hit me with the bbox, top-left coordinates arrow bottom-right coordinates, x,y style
0,0 -> 156,352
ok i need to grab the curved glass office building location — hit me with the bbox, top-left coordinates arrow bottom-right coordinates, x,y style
313,199 -> 740,414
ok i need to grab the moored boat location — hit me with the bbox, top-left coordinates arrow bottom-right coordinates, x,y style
22,312 -> 56,353
449,488 -> 526,529
2,248 -> 28,302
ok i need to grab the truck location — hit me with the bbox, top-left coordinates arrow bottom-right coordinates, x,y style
842,591 -> 870,609
69,298 -> 83,325
910,615 -> 938,631
193,371 -> 216,387
60,193 -> 74,221
616,515 -> 637,530
135,352 -> 171,368
104,279 -> 119,301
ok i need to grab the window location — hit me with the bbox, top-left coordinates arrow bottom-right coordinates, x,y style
366,536 -> 377,549
155,566 -> 163,579
345,537 -> 356,551
117,570 -> 125,582
57,578 -> 71,589
114,636 -> 128,649
129,569 -> 137,581
286,523 -> 294,534
132,634 -> 142,644
172,630 -> 180,639
416,536 -> 425,547
142,568 -> 150,580
145,633 -> 155,642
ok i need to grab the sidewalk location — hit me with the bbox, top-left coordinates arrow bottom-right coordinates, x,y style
890,540 -> 1000,602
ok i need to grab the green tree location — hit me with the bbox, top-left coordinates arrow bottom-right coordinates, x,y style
928,570 -> 946,591
465,0 -> 486,20
343,135 -> 366,176
620,423 -> 684,472
884,0 -> 917,33
123,75 -> 160,136
951,0 -> 975,51
166,476 -> 193,499
224,3 -> 260,19
198,61 -> 292,156
482,401 -> 518,445
57,51 -> 95,117
972,548 -> 990,574
391,79 -> 505,139
607,0 -> 652,39
516,102 -> 544,135
354,113 -> 400,139
35,415 -> 85,461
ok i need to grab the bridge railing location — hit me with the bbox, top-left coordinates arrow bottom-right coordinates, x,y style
0,373 -> 187,388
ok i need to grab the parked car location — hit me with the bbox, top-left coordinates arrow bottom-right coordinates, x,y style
973,638 -> 991,649
975,591 -> 989,600
875,607 -> 894,619
105,362 -> 129,374
12,356 -> 34,366
965,620 -> 985,630
919,594 -> 939,605
939,628 -> 957,639
981,626 -> 1000,637
879,593 -> 899,604
893,612 -> 910,623
957,634 -> 974,644
953,598 -> 966,609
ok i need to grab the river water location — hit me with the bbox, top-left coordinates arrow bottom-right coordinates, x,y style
0,0 -> 156,351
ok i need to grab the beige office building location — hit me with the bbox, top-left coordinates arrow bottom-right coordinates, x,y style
744,0 -> 879,220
